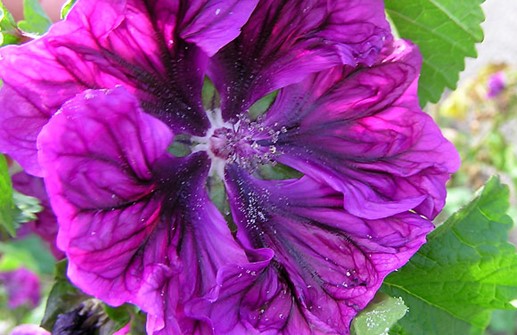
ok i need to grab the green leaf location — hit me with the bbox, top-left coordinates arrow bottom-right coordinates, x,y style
257,163 -> 303,180
41,259 -> 137,334
0,235 -> 54,276
0,241 -> 39,272
382,176 -> 517,335
41,260 -> 89,330
248,91 -> 277,121
207,176 -> 236,232
0,2 -> 21,45
130,310 -> 147,335
202,77 -> 220,111
0,154 -> 16,236
60,0 -> 76,19
351,293 -> 408,335
167,134 -> 192,158
103,304 -> 132,333
13,191 -> 43,223
385,0 -> 485,105
488,309 -> 517,334
17,0 -> 52,35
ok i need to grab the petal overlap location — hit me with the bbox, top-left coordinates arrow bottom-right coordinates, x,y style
37,87 -> 250,334
0,0 -> 259,175
194,165 -> 433,334
209,0 -> 391,120
261,41 -> 459,219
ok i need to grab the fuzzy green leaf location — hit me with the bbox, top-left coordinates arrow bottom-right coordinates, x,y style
385,0 -> 485,105
0,235 -> 55,274
0,154 -> 16,236
17,0 -> 52,35
13,191 -> 43,223
382,177 -> 517,335
0,2 -> 20,45
351,293 -> 408,335
103,305 -> 132,333
60,0 -> 76,19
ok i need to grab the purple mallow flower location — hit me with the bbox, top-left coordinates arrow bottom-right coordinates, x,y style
0,0 -> 459,334
487,71 -> 506,98
0,267 -> 40,309
12,171 -> 64,259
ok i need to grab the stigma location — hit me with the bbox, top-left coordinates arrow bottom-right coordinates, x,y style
192,108 -> 283,178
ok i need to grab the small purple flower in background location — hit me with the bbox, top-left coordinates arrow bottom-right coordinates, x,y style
0,0 -> 459,334
0,267 -> 40,309
487,71 -> 506,98
12,171 -> 64,259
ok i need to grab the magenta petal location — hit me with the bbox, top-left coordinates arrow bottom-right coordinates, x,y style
112,323 -> 130,335
1,0 -> 259,173
12,171 -> 63,259
209,0 -> 390,119
38,87 -> 174,306
180,0 -> 259,56
38,87 -> 250,333
9,325 -> 50,335
191,248 -> 324,335
38,87 -> 173,214
143,190 -> 250,335
263,41 -> 459,220
0,86 -> 57,176
487,71 -> 506,98
214,166 -> 433,334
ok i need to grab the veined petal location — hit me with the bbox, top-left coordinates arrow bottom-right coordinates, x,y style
142,188 -> 251,335
37,88 -> 249,333
0,0 -> 257,174
12,171 -> 63,259
38,87 -> 174,304
190,249 -> 311,335
180,0 -> 259,56
208,0 -> 390,120
262,41 -> 459,220
198,166 -> 432,335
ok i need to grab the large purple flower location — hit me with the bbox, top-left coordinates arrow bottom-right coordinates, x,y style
0,0 -> 458,334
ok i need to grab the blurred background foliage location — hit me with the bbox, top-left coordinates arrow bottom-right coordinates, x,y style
431,63 -> 517,335
434,63 -> 517,222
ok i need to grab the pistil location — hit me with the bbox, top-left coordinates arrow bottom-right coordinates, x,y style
192,109 -> 282,178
